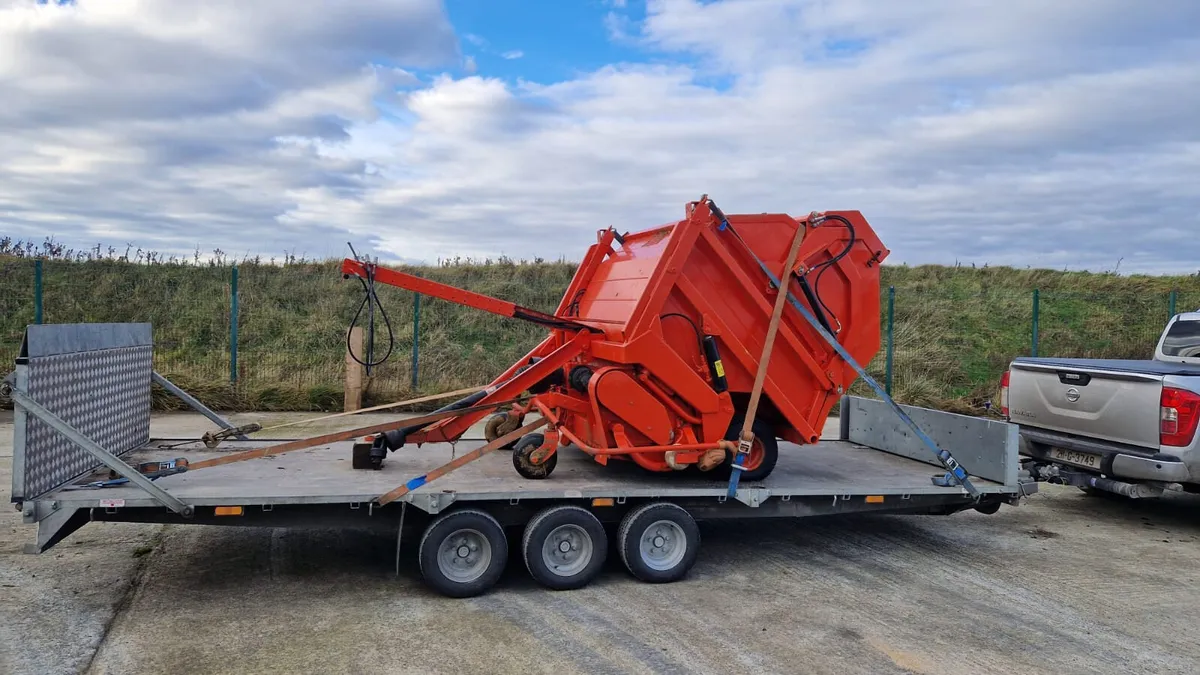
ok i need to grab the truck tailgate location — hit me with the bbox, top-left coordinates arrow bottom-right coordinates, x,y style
1009,359 -> 1161,449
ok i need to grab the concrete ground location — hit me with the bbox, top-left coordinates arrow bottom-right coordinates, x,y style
3,411 -> 1200,674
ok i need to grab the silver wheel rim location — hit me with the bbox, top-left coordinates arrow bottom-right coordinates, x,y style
437,528 -> 492,583
639,520 -> 686,571
540,524 -> 593,576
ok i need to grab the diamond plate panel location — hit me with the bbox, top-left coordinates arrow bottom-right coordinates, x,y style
20,334 -> 152,499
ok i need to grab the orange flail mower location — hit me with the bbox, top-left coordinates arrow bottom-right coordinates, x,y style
342,197 -> 889,481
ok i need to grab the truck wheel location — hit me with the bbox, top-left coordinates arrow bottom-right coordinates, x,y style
522,505 -> 607,590
513,433 -> 557,479
713,417 -> 778,481
418,509 -> 507,598
617,502 -> 700,583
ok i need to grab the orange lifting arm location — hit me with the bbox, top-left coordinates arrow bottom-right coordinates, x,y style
341,258 -> 599,332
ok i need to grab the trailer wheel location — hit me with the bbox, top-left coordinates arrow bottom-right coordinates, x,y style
513,433 -> 557,479
617,502 -> 699,583
713,417 -> 778,481
522,505 -> 607,590
418,509 -> 508,598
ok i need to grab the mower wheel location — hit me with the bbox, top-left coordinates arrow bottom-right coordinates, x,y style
484,413 -> 522,449
713,416 -> 779,481
618,502 -> 699,583
418,508 -> 508,598
513,433 -> 557,479
522,505 -> 607,590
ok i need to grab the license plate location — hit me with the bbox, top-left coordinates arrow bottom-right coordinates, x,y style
1049,447 -> 1102,469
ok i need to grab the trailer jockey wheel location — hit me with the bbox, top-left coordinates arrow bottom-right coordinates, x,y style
712,416 -> 779,481
484,412 -> 523,450
522,505 -> 607,590
617,502 -> 700,583
418,509 -> 508,598
513,433 -> 557,479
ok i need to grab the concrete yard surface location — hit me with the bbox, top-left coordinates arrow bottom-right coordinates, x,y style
3,411 -> 1200,674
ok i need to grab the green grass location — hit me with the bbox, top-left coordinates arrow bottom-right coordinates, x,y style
2,254 -> 1198,414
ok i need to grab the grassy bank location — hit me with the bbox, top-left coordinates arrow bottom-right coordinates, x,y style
2,252 -> 1197,414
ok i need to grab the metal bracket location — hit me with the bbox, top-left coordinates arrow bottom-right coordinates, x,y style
152,371 -> 249,441
6,385 -> 194,517
25,506 -> 90,554
733,488 -> 768,507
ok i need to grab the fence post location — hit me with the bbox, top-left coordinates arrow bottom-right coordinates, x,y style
345,326 -> 364,411
230,266 -> 239,384
1031,288 -> 1040,357
33,259 -> 43,324
411,293 -> 421,390
885,285 -> 895,396
1169,289 -> 1178,320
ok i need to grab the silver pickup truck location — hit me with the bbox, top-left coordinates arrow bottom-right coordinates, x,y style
1003,311 -> 1200,498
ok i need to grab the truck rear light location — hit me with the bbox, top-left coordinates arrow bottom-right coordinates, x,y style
999,370 -> 1010,418
1160,387 -> 1200,447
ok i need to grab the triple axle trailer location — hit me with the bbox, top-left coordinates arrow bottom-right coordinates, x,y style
8,323 -> 1033,598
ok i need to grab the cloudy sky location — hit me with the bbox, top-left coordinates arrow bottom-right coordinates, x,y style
2,0 -> 1198,272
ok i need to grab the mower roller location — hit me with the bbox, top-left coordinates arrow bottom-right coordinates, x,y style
342,196 -> 889,480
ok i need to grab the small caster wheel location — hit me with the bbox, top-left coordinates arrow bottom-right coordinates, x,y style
522,505 -> 607,590
484,412 -> 523,449
618,502 -> 700,583
513,433 -> 557,479
418,509 -> 508,598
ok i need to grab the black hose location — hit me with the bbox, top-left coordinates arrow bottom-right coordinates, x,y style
806,214 -> 856,334
660,312 -> 705,354
347,267 -> 395,371
797,275 -> 834,334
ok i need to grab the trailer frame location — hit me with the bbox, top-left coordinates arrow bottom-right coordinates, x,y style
8,323 -> 1036,596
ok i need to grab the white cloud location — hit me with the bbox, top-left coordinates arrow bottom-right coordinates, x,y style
2,0 -> 1199,273
501,50 -> 524,60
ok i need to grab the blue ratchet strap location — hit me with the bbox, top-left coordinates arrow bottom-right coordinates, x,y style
718,215 -> 979,497
726,440 -> 750,497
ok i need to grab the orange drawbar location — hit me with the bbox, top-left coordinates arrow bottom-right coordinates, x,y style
342,197 -> 890,481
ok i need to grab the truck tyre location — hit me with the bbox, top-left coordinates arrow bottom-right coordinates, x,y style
522,505 -> 607,590
618,502 -> 700,583
418,509 -> 508,598
713,416 -> 779,481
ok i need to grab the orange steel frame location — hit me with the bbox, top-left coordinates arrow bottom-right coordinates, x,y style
340,199 -> 889,473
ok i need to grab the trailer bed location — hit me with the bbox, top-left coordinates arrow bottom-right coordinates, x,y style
43,436 -> 1009,512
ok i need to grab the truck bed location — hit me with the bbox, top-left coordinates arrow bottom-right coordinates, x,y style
41,437 -> 1010,512
1012,356 -> 1200,377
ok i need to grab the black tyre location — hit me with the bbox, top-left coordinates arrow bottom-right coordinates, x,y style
712,416 -> 779,481
973,499 -> 1002,515
617,502 -> 700,583
522,505 -> 607,590
484,413 -> 521,450
417,509 -> 508,598
513,433 -> 557,479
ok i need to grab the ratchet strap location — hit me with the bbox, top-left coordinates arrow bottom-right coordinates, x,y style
185,397 -> 527,471
711,202 -> 979,497
375,418 -> 547,506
